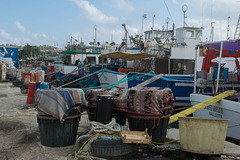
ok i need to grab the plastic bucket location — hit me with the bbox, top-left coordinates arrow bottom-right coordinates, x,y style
127,107 -> 171,143
179,117 -> 228,154
95,95 -> 113,124
128,115 -> 169,143
37,110 -> 80,147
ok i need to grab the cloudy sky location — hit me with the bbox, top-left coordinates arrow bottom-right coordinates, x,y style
0,0 -> 239,48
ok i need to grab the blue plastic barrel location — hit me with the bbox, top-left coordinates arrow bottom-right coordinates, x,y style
40,82 -> 50,89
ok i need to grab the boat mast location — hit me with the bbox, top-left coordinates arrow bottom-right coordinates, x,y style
182,4 -> 188,27
227,16 -> 230,40
141,14 -> 147,37
122,24 -> 128,52
216,41 -> 224,94
94,24 -> 97,45
209,22 -> 215,42
166,17 -> 170,30
151,14 -> 155,46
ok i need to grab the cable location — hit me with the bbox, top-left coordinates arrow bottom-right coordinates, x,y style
163,0 -> 174,24
151,139 -> 180,145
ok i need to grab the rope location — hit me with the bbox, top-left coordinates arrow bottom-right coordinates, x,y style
74,134 -> 120,160
152,139 -> 180,145
74,118 -> 121,159
88,118 -> 121,135
50,64 -> 90,83
58,69 -> 106,88
133,73 -> 164,88
37,114 -> 80,120
126,113 -> 171,119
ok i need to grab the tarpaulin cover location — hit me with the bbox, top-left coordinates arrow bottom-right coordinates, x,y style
100,51 -> 157,60
85,87 -> 174,115
199,39 -> 240,51
35,88 -> 87,122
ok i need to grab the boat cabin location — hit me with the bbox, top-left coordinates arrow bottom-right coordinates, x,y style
144,30 -> 173,45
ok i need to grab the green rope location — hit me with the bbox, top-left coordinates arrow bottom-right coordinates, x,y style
81,72 -> 147,91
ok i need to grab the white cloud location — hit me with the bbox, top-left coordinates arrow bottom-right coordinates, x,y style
42,34 -> 47,38
172,0 -> 179,5
15,21 -> 26,32
0,29 -> 13,40
112,0 -> 134,12
72,0 -> 119,24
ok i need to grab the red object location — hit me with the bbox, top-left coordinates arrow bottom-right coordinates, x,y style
128,68 -> 133,72
201,48 -> 240,73
22,73 -> 32,81
123,68 -> 128,73
118,68 -> 123,73
46,66 -> 55,80
26,82 -> 36,104
34,72 -> 41,82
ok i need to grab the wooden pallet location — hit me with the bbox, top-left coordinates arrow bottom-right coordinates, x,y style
120,128 -> 152,144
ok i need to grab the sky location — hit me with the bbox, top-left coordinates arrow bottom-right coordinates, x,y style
0,0 -> 239,49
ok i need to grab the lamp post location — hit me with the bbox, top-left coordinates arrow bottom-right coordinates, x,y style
141,14 -> 147,37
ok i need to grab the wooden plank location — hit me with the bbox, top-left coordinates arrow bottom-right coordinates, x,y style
169,90 -> 237,124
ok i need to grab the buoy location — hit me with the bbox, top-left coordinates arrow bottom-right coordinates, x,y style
118,68 -> 123,73
146,41 -> 151,47
123,68 -> 128,73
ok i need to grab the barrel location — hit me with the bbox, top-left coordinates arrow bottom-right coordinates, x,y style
127,107 -> 172,143
95,95 -> 113,124
26,82 -> 36,104
37,110 -> 80,147
40,82 -> 50,89
112,111 -> 126,125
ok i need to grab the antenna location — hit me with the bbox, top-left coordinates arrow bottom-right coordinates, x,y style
227,16 -> 230,40
210,22 -> 215,42
141,14 -> 147,37
94,24 -> 97,44
165,17 -> 170,30
182,4 -> 188,27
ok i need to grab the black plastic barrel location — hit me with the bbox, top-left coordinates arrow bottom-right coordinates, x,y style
88,107 -> 96,121
95,95 -> 113,124
112,111 -> 126,125
37,110 -> 80,147
127,107 -> 171,143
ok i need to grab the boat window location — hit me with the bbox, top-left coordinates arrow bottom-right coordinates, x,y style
186,30 -> 194,38
196,30 -> 201,39
149,33 -> 152,39
99,57 -> 107,64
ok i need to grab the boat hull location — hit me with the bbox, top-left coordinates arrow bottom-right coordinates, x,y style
190,93 -> 240,143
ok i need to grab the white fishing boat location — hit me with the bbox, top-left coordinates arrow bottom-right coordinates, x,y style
191,93 -> 240,143
190,39 -> 240,144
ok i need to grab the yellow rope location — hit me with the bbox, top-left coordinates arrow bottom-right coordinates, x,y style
151,139 -> 180,145
74,134 -> 120,160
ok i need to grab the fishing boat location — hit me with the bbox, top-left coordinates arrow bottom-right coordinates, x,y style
190,39 -> 240,144
99,23 -> 205,107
